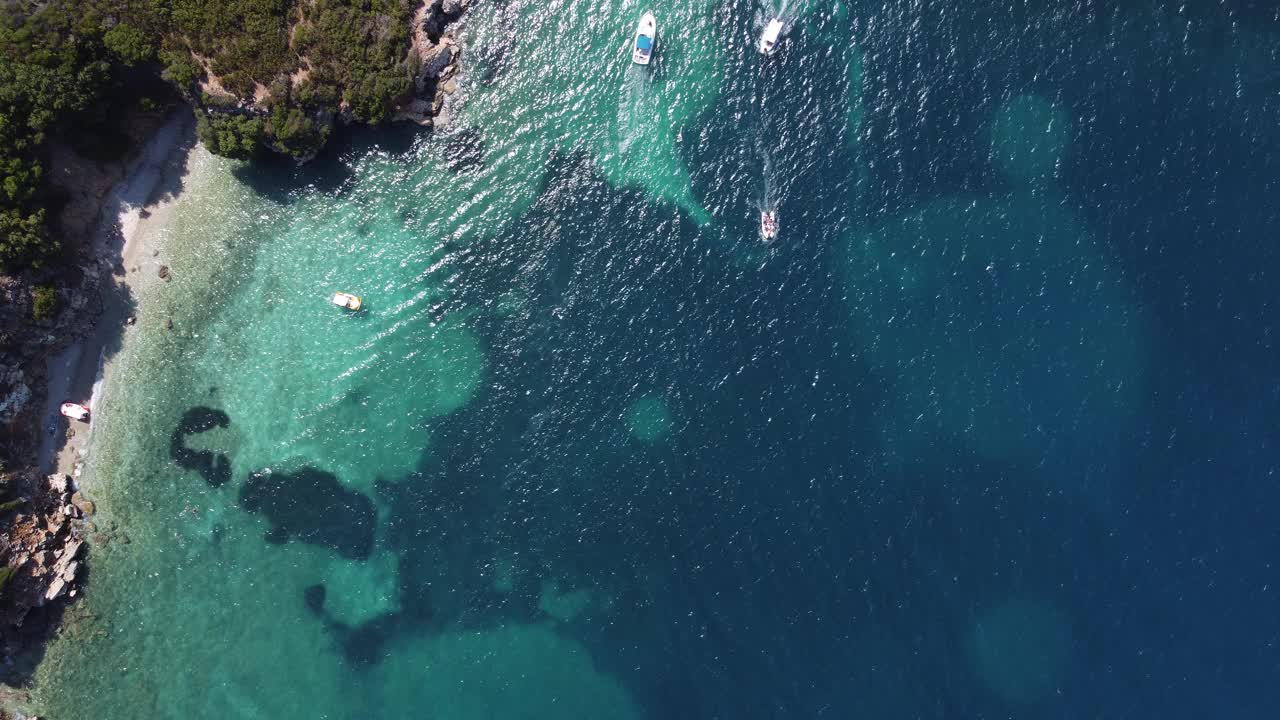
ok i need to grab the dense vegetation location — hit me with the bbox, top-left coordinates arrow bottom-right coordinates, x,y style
296,0 -> 417,123
1,3 -> 113,271
31,284 -> 57,322
0,0 -> 424,273
167,0 -> 420,157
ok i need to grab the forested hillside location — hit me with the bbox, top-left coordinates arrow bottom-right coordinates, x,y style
1,2 -> 124,270
1,0 -> 431,272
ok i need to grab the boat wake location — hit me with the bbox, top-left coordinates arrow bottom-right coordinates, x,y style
757,141 -> 779,214
616,67 -> 654,154
756,141 -> 782,243
758,0 -> 800,30
773,0 -> 817,20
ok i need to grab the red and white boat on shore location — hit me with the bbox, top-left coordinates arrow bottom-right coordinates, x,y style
60,402 -> 90,422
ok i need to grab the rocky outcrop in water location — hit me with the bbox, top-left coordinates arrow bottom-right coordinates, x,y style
423,0 -> 469,43
393,0 -> 470,128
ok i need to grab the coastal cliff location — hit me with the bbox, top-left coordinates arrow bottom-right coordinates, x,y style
188,0 -> 470,161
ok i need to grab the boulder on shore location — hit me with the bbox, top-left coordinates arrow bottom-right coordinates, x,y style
47,474 -> 69,496
422,0 -> 470,42
427,46 -> 454,77
70,491 -> 95,516
62,538 -> 83,562
44,576 -> 67,601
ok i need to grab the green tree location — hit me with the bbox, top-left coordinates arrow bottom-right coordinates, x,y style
0,0 -> 436,275
267,106 -> 327,159
0,1 -> 115,272
0,208 -> 50,271
196,113 -> 264,160
0,565 -> 17,599
160,46 -> 202,92
103,22 -> 154,66
32,284 -> 59,322
1,155 -> 41,205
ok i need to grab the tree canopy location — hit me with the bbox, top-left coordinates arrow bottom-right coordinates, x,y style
1,0 -> 425,272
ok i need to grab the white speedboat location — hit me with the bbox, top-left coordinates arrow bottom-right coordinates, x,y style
760,210 -> 779,242
330,291 -> 363,311
759,18 -> 784,55
632,12 -> 656,65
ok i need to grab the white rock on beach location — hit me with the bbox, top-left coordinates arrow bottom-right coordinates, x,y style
44,577 -> 67,602
63,538 -> 83,560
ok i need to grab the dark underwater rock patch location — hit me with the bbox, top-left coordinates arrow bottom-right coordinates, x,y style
299,581 -> 412,666
303,583 -> 327,615
239,466 -> 376,561
170,406 -> 232,487
336,613 -> 400,665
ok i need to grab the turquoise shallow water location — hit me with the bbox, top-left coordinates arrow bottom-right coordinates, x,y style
30,1 -> 1280,718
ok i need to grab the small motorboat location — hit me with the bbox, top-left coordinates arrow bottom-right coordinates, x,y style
759,18 -> 784,55
330,292 -> 363,311
60,402 -> 90,422
632,12 -> 657,65
760,210 -> 779,243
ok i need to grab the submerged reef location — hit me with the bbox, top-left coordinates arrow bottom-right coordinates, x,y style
369,624 -> 645,718
301,580 -> 414,666
989,95 -> 1069,184
170,407 -> 233,487
239,467 -> 376,561
843,191 -> 1144,467
625,395 -> 673,442
969,597 -> 1072,704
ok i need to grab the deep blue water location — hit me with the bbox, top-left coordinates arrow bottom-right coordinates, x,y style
413,3 -> 1278,715
557,3 -> 1280,716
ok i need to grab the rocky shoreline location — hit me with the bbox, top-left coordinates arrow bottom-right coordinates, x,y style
194,0 -> 471,161
0,473 -> 98,639
0,108 -> 188,701
0,0 -> 473,707
0,265 -> 114,716
394,0 -> 469,129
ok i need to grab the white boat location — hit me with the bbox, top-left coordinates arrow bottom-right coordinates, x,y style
60,402 -> 90,422
330,292 -> 363,311
759,18 -> 784,55
760,210 -> 779,242
632,12 -> 656,65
